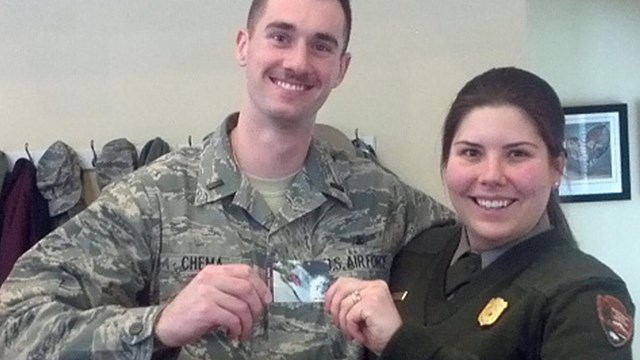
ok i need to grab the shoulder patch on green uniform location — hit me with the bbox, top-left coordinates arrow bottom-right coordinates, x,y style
597,294 -> 633,348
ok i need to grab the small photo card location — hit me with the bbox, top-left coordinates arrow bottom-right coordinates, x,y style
272,260 -> 333,303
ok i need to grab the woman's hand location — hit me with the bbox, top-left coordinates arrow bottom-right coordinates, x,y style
325,277 -> 402,355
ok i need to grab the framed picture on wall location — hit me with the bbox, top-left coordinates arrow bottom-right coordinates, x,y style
559,103 -> 630,203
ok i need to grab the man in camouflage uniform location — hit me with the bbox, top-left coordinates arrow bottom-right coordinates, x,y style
0,0 -> 452,358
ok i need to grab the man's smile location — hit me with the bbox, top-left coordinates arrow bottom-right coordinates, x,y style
270,77 -> 313,91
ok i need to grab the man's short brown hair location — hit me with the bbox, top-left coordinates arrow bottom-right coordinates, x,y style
246,0 -> 352,53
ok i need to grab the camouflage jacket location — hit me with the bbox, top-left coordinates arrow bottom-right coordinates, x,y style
0,114 -> 453,359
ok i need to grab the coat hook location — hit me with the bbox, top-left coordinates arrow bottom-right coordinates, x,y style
25,142 -> 33,162
188,135 -> 193,147
90,139 -> 98,167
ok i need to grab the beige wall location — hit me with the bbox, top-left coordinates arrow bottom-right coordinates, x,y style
0,0 -> 528,204
0,1 -> 245,151
528,0 -> 640,353
326,1 -> 528,201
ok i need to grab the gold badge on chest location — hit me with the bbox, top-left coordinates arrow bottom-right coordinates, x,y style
478,297 -> 509,327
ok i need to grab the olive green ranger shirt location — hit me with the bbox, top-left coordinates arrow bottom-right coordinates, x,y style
0,114 -> 453,359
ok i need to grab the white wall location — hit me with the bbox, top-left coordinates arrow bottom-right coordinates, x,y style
528,0 -> 640,353
0,0 -> 528,204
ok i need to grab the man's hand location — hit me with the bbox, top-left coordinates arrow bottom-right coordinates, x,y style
154,264 -> 272,347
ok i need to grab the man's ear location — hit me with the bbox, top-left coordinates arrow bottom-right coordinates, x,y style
236,28 -> 249,67
333,52 -> 352,88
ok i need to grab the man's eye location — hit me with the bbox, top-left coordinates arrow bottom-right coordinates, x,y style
270,33 -> 289,43
313,43 -> 332,53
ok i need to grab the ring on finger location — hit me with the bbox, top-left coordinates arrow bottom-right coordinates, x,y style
351,290 -> 362,305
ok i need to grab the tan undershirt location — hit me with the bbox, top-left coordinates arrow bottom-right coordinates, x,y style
244,172 -> 298,214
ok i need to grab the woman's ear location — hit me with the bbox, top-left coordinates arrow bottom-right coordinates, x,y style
553,154 -> 567,187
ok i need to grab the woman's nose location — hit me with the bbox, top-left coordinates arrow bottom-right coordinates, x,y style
478,157 -> 507,186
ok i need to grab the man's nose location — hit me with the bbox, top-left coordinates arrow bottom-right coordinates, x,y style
283,43 -> 311,74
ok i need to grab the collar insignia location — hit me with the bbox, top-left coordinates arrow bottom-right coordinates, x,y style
392,291 -> 408,301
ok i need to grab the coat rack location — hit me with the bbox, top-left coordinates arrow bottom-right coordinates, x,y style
4,137 -> 200,170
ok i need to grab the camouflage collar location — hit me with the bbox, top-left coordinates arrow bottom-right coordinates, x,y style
194,113 -> 352,209
194,114 -> 241,206
304,139 -> 352,207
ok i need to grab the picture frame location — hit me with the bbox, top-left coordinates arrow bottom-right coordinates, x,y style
559,103 -> 630,203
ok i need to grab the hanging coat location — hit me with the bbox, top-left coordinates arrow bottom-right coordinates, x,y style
0,151 -> 10,236
36,141 -> 85,228
94,138 -> 138,189
0,151 -> 9,196
0,159 -> 52,284
137,137 -> 170,167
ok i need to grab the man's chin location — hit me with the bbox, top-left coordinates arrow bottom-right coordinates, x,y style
267,107 -> 317,125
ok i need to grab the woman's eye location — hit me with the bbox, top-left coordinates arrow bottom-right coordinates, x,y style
509,150 -> 530,159
461,149 -> 480,158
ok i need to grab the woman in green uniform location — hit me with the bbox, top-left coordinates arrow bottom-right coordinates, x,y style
326,67 -> 634,359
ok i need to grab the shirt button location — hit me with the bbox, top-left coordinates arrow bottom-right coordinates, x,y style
129,323 -> 144,335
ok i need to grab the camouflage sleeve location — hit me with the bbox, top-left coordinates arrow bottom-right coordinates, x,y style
0,179 -> 163,359
396,182 -> 455,250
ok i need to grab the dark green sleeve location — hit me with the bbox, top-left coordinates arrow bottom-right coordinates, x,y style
540,279 -> 634,360
380,323 -> 441,359
380,323 -> 479,360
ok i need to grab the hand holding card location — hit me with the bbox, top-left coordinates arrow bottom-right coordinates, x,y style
154,264 -> 272,347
